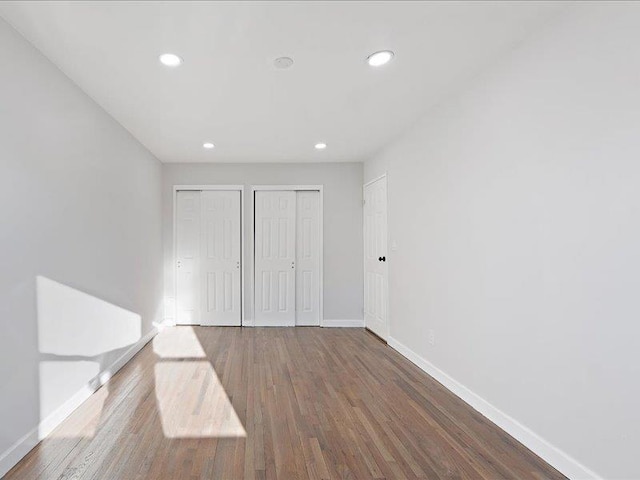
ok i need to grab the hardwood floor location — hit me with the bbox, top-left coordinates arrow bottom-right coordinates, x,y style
6,327 -> 566,480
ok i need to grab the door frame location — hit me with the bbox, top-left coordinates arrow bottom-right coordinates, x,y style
363,173 -> 389,339
173,185 -> 245,325
250,185 -> 324,326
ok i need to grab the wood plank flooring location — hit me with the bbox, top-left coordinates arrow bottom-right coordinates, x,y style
5,327 -> 566,480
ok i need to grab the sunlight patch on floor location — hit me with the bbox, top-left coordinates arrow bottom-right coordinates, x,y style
154,361 -> 246,438
152,326 -> 206,358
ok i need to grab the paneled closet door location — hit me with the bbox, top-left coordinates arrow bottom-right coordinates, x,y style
176,190 -> 242,327
200,190 -> 242,326
176,191 -> 201,325
254,191 -> 296,326
295,191 -> 320,326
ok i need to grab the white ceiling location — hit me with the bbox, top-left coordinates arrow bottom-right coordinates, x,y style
0,1 -> 568,163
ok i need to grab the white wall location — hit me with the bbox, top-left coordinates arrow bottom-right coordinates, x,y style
0,18 -> 163,475
162,162 -> 363,323
365,4 -> 640,479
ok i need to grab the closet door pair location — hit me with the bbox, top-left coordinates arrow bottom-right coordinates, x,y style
176,190 -> 241,326
254,190 -> 320,327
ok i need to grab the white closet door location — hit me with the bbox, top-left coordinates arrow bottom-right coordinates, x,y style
200,190 -> 241,326
295,191 -> 320,326
364,177 -> 388,339
254,191 -> 296,326
176,191 -> 201,325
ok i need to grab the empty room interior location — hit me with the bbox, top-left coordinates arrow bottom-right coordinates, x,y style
1,1 -> 639,479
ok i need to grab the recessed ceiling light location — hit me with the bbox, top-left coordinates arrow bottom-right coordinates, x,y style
203,142 -> 215,149
159,53 -> 183,67
274,56 -> 294,69
367,50 -> 394,67
315,143 -> 327,150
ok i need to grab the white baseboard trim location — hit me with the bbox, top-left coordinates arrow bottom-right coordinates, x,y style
387,337 -> 602,480
239,319 -> 364,328
0,428 -> 38,480
322,319 -> 364,328
0,327 -> 158,478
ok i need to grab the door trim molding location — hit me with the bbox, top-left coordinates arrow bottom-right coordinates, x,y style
250,185 -> 324,326
172,185 -> 245,326
363,173 -> 388,188
362,173 -> 389,339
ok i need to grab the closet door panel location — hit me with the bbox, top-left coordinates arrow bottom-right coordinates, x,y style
176,191 -> 201,325
200,190 -> 241,326
295,191 -> 320,326
254,190 -> 296,326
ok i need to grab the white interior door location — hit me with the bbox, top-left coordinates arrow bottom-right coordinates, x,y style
176,191 -> 201,325
295,191 -> 320,326
200,190 -> 241,326
254,191 -> 296,326
176,189 -> 242,326
364,177 -> 388,339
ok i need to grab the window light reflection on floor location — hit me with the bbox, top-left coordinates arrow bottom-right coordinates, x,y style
154,361 -> 246,438
152,325 -> 206,359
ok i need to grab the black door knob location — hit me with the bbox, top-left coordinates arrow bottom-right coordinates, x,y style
379,256 -> 386,262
